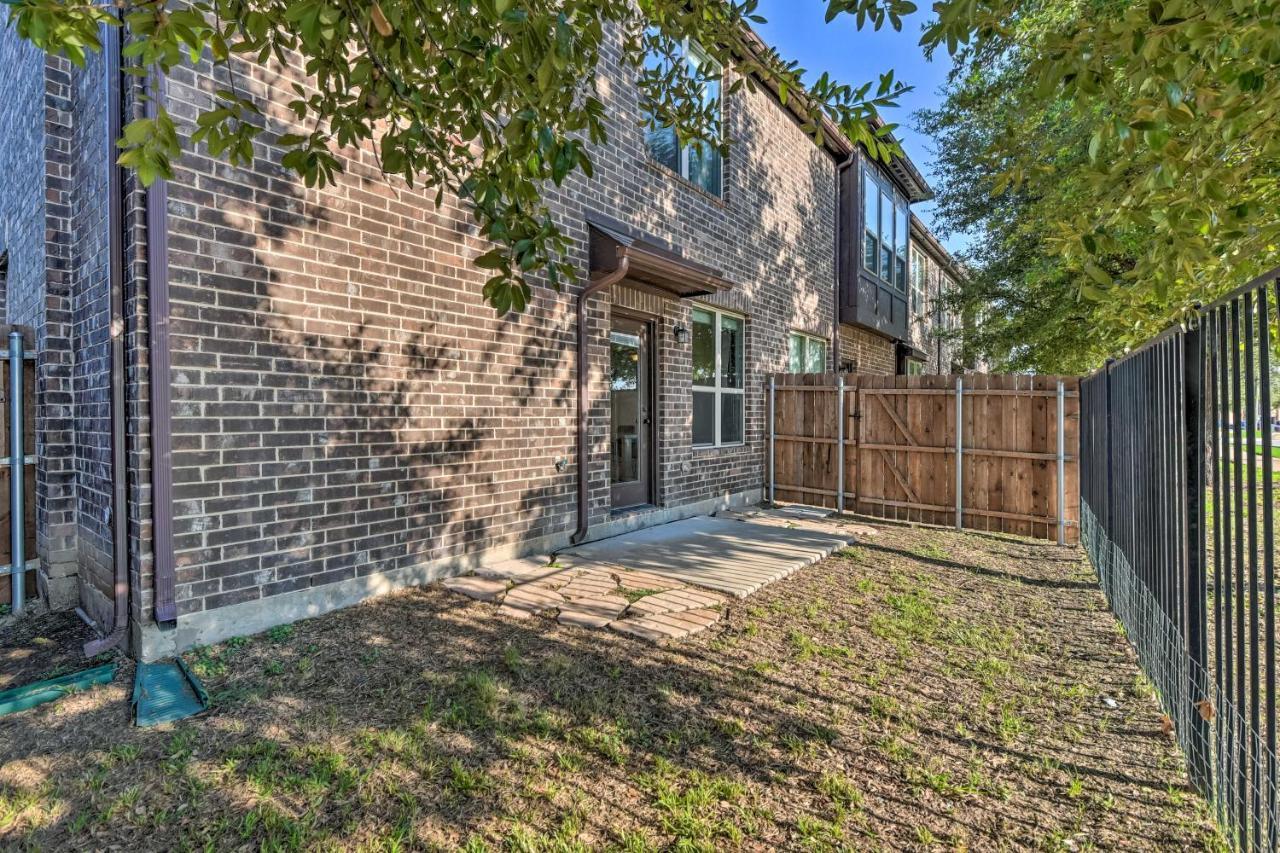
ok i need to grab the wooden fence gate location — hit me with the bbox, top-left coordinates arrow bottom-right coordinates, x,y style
768,373 -> 1080,544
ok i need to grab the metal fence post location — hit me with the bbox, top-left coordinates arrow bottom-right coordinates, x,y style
768,375 -> 776,506
836,375 -> 845,514
1057,380 -> 1067,545
1182,319 -> 1211,795
9,330 -> 24,614
955,377 -> 964,531
1104,358 -> 1115,564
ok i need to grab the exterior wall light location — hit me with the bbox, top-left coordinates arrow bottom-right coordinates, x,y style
673,322 -> 689,344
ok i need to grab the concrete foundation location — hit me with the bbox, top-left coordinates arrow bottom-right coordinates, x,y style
134,488 -> 761,660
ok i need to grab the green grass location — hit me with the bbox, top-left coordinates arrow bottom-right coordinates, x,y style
0,524 -> 1221,851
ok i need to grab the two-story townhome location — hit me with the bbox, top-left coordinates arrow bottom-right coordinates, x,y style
0,19 -> 940,657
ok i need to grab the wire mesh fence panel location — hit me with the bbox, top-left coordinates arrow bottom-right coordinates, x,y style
1081,266 -> 1280,851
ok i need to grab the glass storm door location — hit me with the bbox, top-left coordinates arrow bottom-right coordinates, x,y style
610,318 -> 653,509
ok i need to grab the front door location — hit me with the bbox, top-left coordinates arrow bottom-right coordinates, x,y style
610,317 -> 653,509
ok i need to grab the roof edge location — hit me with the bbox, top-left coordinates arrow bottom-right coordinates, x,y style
910,214 -> 964,279
735,26 -> 933,203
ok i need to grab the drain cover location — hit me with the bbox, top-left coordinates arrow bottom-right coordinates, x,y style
132,658 -> 208,727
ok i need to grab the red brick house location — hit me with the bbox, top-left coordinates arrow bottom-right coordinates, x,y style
0,21 -> 937,657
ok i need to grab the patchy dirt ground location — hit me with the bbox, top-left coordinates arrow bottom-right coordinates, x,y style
0,608 -> 101,692
0,521 -> 1220,850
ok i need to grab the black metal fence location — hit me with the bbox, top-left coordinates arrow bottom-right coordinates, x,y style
1081,266 -> 1280,850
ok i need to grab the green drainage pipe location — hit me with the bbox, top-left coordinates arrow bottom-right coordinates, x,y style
0,662 -> 116,717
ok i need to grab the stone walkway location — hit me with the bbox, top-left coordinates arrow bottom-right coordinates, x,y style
440,506 -> 868,642
443,558 -> 729,642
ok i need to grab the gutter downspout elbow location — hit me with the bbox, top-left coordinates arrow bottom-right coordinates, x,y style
570,256 -> 631,546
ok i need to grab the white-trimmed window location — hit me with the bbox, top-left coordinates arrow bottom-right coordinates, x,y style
692,306 -> 744,446
909,247 -> 927,318
643,38 -> 724,197
939,273 -> 957,331
788,332 -> 827,373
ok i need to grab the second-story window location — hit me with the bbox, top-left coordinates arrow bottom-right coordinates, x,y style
644,39 -> 723,197
938,273 -> 957,331
909,247 -> 926,317
862,166 -> 909,293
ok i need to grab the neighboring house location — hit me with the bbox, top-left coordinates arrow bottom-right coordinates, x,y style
908,215 -> 966,375
0,21 -> 941,657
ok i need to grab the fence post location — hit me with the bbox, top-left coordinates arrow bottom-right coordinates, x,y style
1104,358 -> 1115,558
955,376 -> 963,531
1182,320 -> 1211,796
768,375 -> 776,507
836,374 -> 845,515
8,330 -> 23,615
1057,380 -> 1066,546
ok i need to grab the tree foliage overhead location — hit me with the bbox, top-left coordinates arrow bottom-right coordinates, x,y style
919,0 -> 1280,371
5,0 -> 917,314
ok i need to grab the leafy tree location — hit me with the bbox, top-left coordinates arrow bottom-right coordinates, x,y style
5,0 -> 916,314
918,49 -> 1150,373
921,0 -> 1280,369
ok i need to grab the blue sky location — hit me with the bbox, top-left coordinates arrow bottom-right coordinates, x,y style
752,1 -> 967,253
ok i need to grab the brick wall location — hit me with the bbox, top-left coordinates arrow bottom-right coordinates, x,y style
158,25 -> 835,621
0,35 -> 46,328
838,324 -> 895,375
122,67 -> 156,631
68,43 -> 116,626
1,26 -> 154,628
0,32 -> 80,608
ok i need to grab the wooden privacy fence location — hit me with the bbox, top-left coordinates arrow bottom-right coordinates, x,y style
768,373 -> 1080,544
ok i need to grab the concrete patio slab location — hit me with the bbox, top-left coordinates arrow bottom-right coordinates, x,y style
439,505 -> 865,642
558,513 -> 853,598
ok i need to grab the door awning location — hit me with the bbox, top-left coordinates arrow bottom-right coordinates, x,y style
898,341 -> 929,362
588,216 -> 734,299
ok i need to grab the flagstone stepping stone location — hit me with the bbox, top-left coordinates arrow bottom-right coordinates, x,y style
557,594 -> 629,628
607,618 -> 671,643
610,607 -> 722,642
626,588 -> 725,617
502,586 -> 565,614
558,571 -> 623,601
475,556 -> 566,583
441,576 -> 509,602
610,568 -> 686,592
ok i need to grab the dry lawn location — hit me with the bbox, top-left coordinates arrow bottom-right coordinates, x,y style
0,521 -> 1220,850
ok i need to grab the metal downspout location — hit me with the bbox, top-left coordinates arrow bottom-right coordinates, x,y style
570,256 -> 631,545
834,153 -> 856,371
146,69 -> 177,625
84,14 -> 129,657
